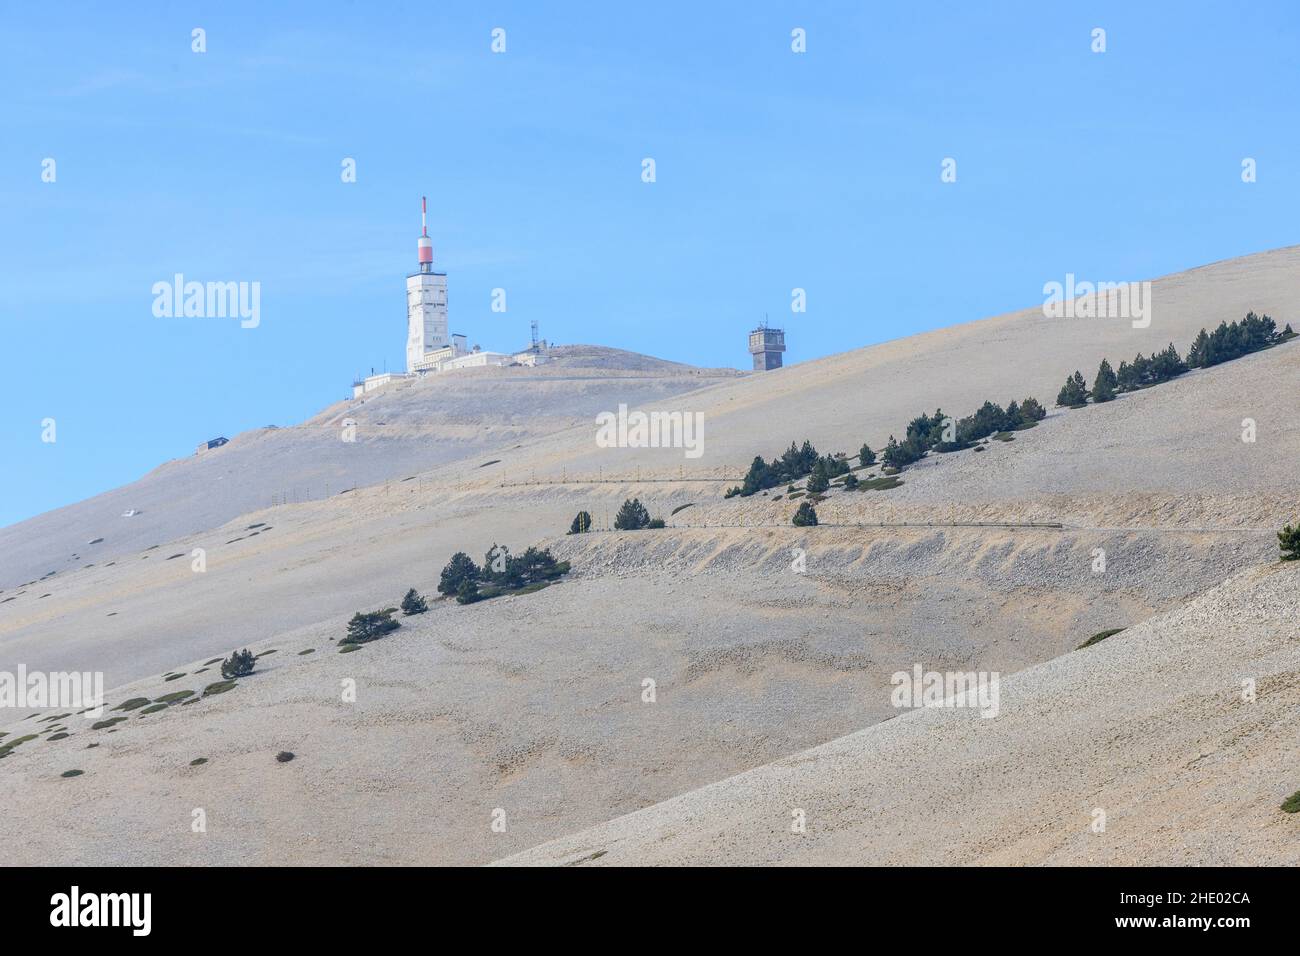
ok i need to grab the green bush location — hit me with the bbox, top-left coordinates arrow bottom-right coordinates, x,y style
1092,359 -> 1117,402
455,578 -> 482,605
1056,371 -> 1089,407
614,498 -> 651,530
792,501 -> 818,526
438,551 -> 480,596
343,610 -> 400,645
400,588 -> 428,616
1278,524 -> 1300,561
805,459 -> 830,494
220,649 -> 255,680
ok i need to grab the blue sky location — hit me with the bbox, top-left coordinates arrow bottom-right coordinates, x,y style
2,0 -> 1298,527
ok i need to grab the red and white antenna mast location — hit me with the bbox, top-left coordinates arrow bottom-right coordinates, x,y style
417,195 -> 433,273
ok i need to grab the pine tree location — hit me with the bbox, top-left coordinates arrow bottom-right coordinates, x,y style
792,501 -> 818,526
740,456 -> 771,496
859,444 -> 876,467
567,511 -> 593,534
220,649 -> 255,679
1056,371 -> 1088,407
1019,397 -> 1047,422
400,588 -> 428,616
614,497 -> 651,530
438,551 -> 480,596
1186,328 -> 1210,368
805,459 -> 830,494
344,609 -> 400,645
1092,358 -> 1117,402
455,578 -> 481,604
1279,524 -> 1300,561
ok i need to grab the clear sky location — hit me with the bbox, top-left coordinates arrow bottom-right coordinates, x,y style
2,1 -> 1297,528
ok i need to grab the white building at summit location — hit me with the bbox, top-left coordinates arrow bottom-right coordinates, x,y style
352,197 -> 547,398
406,196 -> 466,373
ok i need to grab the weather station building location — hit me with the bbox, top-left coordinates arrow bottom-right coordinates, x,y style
748,323 -> 786,371
351,197 -> 546,398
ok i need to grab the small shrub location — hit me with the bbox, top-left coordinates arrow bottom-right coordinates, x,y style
112,697 -> 151,712
343,609 -> 400,645
400,588 -> 428,616
60,769 -> 84,778
220,649 -> 255,680
647,518 -> 666,529
438,551 -> 480,596
91,717 -> 126,730
842,474 -> 859,490
1282,791 -> 1300,813
792,501 -> 818,527
614,498 -> 652,530
138,704 -> 168,715
190,757 -> 208,766
202,680 -> 238,696
455,578 -> 482,605
1278,524 -> 1300,561
275,751 -> 295,763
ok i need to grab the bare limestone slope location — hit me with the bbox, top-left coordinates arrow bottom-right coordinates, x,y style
500,559 -> 1300,866
0,346 -> 741,591
1,247 -> 1298,865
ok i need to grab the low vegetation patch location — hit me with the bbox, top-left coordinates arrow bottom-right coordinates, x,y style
138,704 -> 169,715
857,475 -> 904,491
343,609 -> 401,645
1078,627 -> 1126,649
202,680 -> 237,696
113,698 -> 150,712
1281,791 -> 1300,813
792,501 -> 818,527
1278,524 -> 1300,561
221,649 -> 255,679
670,503 -> 695,516
60,769 -> 84,778
298,648 -> 315,655
0,734 -> 39,758
439,544 -> 571,606
400,588 -> 428,615
613,498 -> 665,530
190,757 -> 208,766
275,751 -> 295,763
91,717 -> 127,730
155,690 -> 194,704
